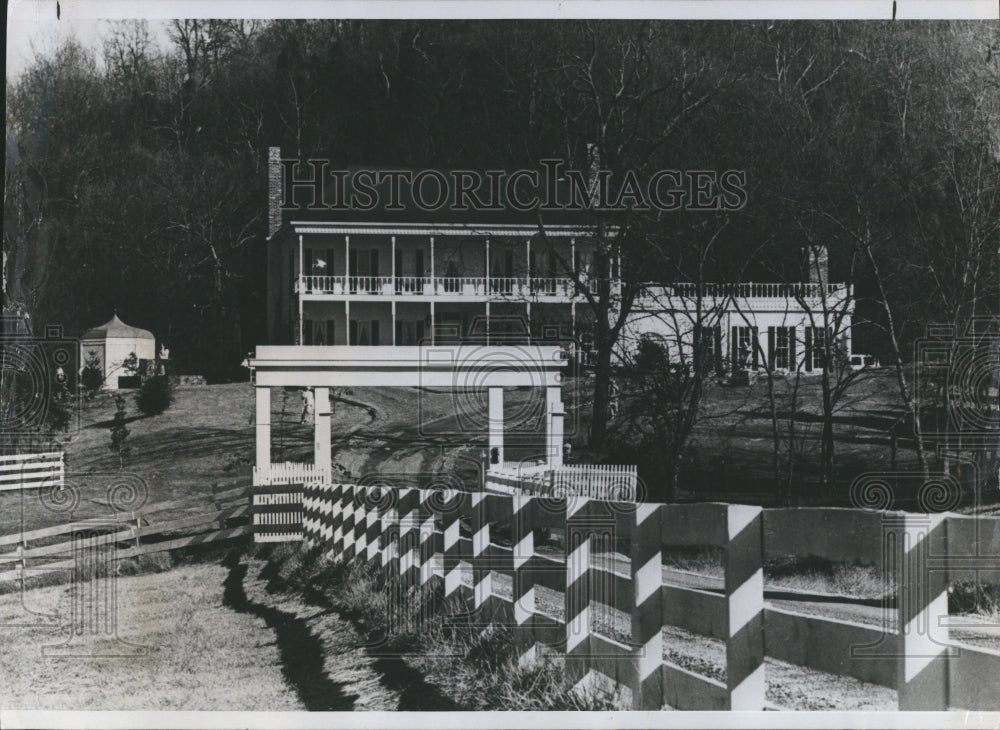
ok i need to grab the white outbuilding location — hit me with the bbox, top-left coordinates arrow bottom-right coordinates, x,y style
80,313 -> 156,389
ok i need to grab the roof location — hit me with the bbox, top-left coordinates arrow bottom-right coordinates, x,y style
270,163 -> 621,240
81,314 -> 154,341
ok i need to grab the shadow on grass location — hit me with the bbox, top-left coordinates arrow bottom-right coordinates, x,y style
258,559 -> 457,711
222,550 -> 359,711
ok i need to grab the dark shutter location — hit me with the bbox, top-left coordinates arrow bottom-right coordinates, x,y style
304,320 -> 314,345
371,319 -> 380,346
805,327 -> 813,372
349,248 -> 357,276
767,327 -> 775,369
752,328 -> 760,369
715,326 -> 723,374
788,327 -> 797,371
326,320 -> 335,346
415,320 -> 425,344
731,327 -> 739,374
371,249 -> 379,276
395,248 -> 403,276
415,249 -> 424,277
349,319 -> 358,346
395,319 -> 403,345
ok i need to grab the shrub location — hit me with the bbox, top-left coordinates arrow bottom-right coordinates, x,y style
109,394 -> 131,469
136,374 -> 174,416
81,350 -> 104,394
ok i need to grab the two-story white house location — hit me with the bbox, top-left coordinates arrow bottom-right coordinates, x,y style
619,251 -> 855,375
265,148 -> 619,352
264,147 -> 854,372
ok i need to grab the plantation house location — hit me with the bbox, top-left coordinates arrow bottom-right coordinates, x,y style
264,147 -> 855,373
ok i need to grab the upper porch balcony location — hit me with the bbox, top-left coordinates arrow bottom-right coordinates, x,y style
295,274 -> 603,300
642,281 -> 852,312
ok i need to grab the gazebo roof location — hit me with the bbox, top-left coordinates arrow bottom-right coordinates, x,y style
81,313 -> 154,341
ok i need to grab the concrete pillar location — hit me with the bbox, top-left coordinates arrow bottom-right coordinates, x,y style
546,385 -> 564,468
255,386 -> 271,469
314,387 -> 331,476
488,387 -> 504,469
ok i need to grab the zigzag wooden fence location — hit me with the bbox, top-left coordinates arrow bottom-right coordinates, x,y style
295,483 -> 1000,712
0,485 -> 251,583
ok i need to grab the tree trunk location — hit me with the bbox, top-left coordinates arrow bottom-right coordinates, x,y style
590,337 -> 612,450
820,363 -> 835,499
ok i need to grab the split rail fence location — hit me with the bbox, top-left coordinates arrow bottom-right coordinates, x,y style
285,483 -> 1000,712
0,452 -> 65,492
0,485 -> 251,583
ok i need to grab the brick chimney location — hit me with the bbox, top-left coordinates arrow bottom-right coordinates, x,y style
267,146 -> 283,238
804,244 -> 829,288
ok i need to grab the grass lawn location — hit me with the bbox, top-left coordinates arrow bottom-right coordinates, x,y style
0,559 -> 303,710
4,366 -> 987,539
2,381 -> 560,536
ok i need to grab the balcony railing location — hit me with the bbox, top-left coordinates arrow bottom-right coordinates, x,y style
653,282 -> 850,300
297,275 -> 596,298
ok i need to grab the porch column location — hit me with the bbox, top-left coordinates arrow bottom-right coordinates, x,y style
430,301 -> 436,345
314,387 -> 331,475
546,385 -> 564,468
345,235 -> 351,344
298,234 -> 304,345
255,386 -> 271,469
488,386 -> 504,469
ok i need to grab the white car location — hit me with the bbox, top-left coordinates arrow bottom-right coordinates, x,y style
849,353 -> 880,370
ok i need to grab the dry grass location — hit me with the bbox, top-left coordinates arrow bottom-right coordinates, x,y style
0,560 -> 303,710
661,546 -> 890,600
262,545 -> 627,711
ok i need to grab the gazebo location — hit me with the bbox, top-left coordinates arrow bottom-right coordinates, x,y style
79,313 -> 156,389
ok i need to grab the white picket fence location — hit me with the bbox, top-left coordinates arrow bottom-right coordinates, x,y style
253,462 -> 331,486
487,463 -> 638,501
0,452 -> 65,492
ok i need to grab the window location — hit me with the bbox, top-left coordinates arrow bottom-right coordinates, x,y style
694,325 -> 722,373
805,326 -> 830,371
768,326 -> 797,370
350,319 -> 380,346
395,319 -> 426,345
731,326 -> 759,372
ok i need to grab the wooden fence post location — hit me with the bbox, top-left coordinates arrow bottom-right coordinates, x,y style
341,485 -> 357,562
565,496 -> 593,685
444,492 -> 467,603
364,487 -> 383,567
321,484 -> 339,547
468,492 -> 492,626
330,485 -> 346,558
631,503 -> 664,710
419,489 -> 440,592
512,492 -> 537,666
352,487 -> 367,564
381,498 -> 400,583
724,504 -> 765,710
398,487 -> 421,591
891,513 -> 950,710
